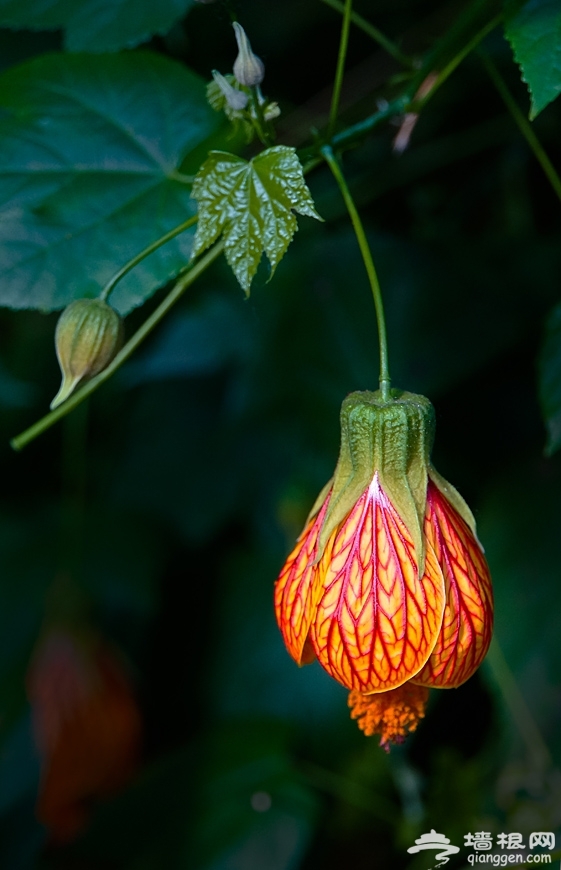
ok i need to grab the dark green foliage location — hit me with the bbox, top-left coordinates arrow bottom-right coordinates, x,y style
0,52 -> 221,313
0,0 -> 196,52
0,0 -> 560,868
504,0 -> 561,118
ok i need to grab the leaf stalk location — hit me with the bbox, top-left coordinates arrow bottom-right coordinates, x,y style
100,214 -> 198,303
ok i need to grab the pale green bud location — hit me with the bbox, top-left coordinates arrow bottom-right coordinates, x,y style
232,22 -> 265,87
212,70 -> 248,111
51,299 -> 123,409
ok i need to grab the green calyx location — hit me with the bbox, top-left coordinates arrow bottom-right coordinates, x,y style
428,465 -> 479,543
51,298 -> 123,409
317,389 -> 436,574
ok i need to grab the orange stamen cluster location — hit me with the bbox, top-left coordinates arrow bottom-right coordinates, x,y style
348,684 -> 429,750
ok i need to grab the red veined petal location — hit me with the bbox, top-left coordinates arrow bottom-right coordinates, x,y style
310,475 -> 446,692
274,494 -> 331,665
412,481 -> 493,688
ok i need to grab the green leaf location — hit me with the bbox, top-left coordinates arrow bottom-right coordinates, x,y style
191,146 -> 322,294
504,0 -> 561,118
538,301 -> 561,454
0,52 -> 222,315
0,0 -> 195,52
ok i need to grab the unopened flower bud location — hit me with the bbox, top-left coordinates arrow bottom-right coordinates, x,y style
232,22 -> 265,87
51,298 -> 123,409
263,101 -> 280,122
212,70 -> 248,111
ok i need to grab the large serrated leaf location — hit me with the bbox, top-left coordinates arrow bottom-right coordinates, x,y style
0,0 -> 195,53
504,0 -> 561,118
0,52 -> 222,315
190,146 -> 322,295
538,301 -> 561,455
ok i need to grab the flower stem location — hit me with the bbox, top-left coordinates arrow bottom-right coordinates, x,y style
11,243 -> 224,452
320,0 -> 413,68
249,87 -> 273,147
327,0 -> 353,139
480,52 -> 561,206
300,11 -> 501,163
100,214 -> 198,303
415,14 -> 502,108
321,145 -> 391,399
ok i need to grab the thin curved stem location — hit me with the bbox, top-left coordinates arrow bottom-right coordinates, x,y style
11,243 -> 224,452
321,145 -> 391,399
100,214 -> 198,303
299,13 -> 501,163
320,0 -> 413,68
11,5 -> 503,449
480,52 -> 561,206
415,14 -> 502,109
328,0 -> 353,139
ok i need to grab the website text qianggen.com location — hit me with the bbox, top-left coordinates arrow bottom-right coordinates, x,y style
468,855 -> 552,866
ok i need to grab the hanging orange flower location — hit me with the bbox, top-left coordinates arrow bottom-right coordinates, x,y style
275,390 -> 493,750
27,628 -> 142,842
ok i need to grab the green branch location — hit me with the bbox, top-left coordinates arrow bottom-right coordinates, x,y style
299,8 -> 501,162
328,0 -> 353,139
481,52 -> 561,206
11,243 -> 224,452
11,2 -> 504,450
417,14 -> 502,107
320,0 -> 413,68
322,145 -> 391,399
100,214 -> 198,303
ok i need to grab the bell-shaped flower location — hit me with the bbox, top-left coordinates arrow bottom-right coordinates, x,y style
275,390 -> 493,749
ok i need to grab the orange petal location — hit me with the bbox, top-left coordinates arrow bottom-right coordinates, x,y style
274,494 -> 331,665
310,475 -> 445,692
412,481 -> 493,688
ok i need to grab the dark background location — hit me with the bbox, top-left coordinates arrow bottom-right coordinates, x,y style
0,0 -> 560,867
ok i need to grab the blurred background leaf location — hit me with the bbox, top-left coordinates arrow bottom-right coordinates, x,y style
0,0 -> 196,52
0,52 -> 222,314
